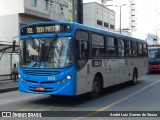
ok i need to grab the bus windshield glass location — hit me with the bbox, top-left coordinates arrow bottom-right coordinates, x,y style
20,37 -> 74,68
148,49 -> 160,59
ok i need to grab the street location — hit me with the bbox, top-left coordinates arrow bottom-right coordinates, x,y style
0,74 -> 160,120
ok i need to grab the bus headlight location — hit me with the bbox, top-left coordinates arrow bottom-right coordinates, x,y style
66,74 -> 72,80
18,74 -> 21,78
62,80 -> 66,83
56,81 -> 60,85
19,74 -> 26,83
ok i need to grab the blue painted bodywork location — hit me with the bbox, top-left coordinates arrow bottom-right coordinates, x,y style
18,66 -> 77,96
19,22 -> 146,96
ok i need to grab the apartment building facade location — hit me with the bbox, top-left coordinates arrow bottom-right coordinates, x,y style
0,0 -> 83,75
83,2 -> 115,32
128,0 -> 160,44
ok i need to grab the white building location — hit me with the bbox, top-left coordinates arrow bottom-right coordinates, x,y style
0,0 -> 74,76
83,0 -> 131,35
83,2 -> 115,32
128,0 -> 160,43
105,0 -> 160,42
0,0 -> 70,42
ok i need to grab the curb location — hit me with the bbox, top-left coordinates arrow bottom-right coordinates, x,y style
0,87 -> 18,93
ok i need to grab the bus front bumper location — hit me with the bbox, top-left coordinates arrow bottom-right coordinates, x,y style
18,77 -> 76,96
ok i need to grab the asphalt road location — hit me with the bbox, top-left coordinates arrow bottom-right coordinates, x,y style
0,74 -> 160,120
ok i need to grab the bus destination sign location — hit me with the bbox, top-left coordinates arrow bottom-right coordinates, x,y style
21,24 -> 71,35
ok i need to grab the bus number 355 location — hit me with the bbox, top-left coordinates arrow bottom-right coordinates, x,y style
48,76 -> 55,81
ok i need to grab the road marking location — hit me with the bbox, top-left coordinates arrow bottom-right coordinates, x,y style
74,79 -> 160,120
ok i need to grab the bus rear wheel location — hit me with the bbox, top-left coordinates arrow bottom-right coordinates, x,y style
90,76 -> 101,98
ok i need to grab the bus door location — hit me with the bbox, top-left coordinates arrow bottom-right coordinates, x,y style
75,30 -> 90,95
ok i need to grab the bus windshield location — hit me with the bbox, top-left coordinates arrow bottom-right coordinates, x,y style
20,36 -> 74,68
148,49 -> 160,59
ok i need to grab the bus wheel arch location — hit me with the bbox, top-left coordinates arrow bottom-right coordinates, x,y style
131,68 -> 138,85
90,73 -> 103,98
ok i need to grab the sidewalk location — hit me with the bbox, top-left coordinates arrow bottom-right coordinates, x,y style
0,80 -> 18,93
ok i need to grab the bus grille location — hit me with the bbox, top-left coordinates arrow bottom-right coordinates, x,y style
27,80 -> 55,84
23,70 -> 60,76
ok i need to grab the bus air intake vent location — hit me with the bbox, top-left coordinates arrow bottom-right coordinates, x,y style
23,70 -> 60,76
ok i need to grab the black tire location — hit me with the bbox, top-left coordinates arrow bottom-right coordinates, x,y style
131,69 -> 138,85
90,76 -> 101,98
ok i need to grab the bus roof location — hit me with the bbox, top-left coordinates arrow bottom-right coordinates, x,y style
21,21 -> 146,44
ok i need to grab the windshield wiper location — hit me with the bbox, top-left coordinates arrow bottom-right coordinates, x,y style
28,61 -> 37,67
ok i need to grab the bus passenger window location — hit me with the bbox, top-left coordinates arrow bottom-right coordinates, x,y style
118,39 -> 124,57
132,42 -> 138,56
138,43 -> 143,56
143,44 -> 148,56
91,34 -> 105,57
106,37 -> 116,56
128,41 -> 132,56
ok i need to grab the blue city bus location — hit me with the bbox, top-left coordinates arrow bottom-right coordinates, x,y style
17,22 -> 148,98
148,45 -> 160,73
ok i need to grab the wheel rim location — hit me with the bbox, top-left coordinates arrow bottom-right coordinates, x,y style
91,78 -> 101,98
93,81 -> 100,93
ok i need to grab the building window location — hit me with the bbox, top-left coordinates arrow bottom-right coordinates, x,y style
110,24 -> 115,29
104,22 -> 109,28
31,0 -> 37,7
97,20 -> 103,26
44,0 -> 49,10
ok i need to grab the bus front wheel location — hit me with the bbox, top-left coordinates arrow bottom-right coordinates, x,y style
90,76 -> 101,98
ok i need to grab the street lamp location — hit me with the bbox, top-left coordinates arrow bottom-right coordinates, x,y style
155,29 -> 160,45
115,4 -> 126,34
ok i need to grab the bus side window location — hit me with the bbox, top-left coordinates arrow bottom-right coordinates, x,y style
143,43 -> 148,56
75,30 -> 89,70
78,40 -> 88,60
91,33 -> 105,57
118,39 -> 125,57
132,42 -> 138,56
106,36 -> 116,57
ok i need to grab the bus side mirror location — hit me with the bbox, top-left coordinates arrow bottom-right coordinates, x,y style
13,40 -> 16,52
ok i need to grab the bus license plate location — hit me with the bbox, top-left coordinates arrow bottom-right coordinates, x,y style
36,87 -> 45,91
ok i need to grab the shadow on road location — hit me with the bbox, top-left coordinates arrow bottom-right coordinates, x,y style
29,80 -> 145,108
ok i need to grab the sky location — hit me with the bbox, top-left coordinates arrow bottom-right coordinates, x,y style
83,0 -> 160,42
